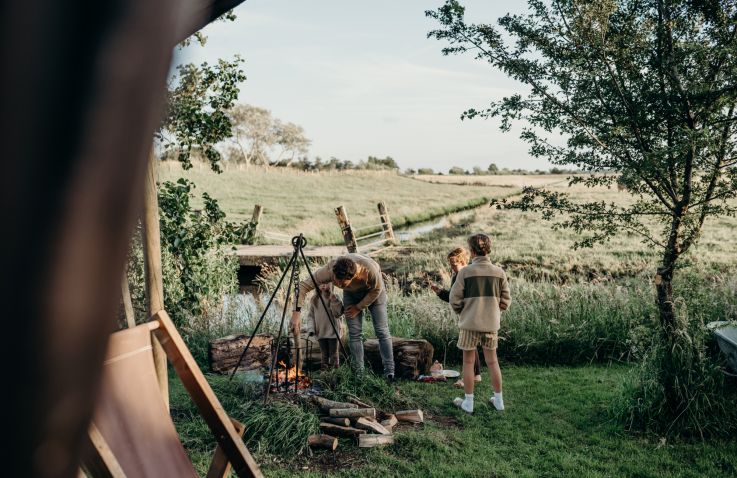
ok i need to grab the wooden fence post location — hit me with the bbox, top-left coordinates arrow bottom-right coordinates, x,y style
142,151 -> 168,407
377,201 -> 396,245
251,204 -> 263,228
335,205 -> 358,253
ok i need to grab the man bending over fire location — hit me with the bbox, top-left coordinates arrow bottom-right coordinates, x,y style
292,254 -> 396,380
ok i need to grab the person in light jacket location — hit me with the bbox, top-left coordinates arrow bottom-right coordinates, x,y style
450,234 -> 511,414
305,283 -> 345,370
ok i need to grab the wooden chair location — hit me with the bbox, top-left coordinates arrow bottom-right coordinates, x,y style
81,310 -> 263,478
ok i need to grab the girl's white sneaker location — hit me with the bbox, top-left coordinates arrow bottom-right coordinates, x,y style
453,397 -> 474,414
489,396 -> 505,411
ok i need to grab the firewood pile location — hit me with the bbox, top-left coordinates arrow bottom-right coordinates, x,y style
307,396 -> 424,450
210,334 -> 434,379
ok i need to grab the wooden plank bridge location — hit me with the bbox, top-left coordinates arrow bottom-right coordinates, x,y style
231,244 -> 349,266
233,202 -> 397,266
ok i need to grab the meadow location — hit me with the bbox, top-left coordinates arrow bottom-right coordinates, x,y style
159,162 -> 515,244
162,166 -> 737,477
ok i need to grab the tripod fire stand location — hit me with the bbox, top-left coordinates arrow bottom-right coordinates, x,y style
229,234 -> 348,402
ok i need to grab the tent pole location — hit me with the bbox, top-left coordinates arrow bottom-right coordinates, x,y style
142,150 -> 169,406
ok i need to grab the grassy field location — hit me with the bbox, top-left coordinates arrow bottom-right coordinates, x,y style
159,163 -> 520,244
174,366 -> 737,478
164,167 -> 737,477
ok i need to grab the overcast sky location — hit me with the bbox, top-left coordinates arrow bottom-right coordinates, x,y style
176,0 -> 552,172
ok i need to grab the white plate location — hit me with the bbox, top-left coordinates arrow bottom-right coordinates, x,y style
441,369 -> 460,378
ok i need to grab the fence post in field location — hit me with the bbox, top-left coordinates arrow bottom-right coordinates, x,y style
335,205 -> 358,253
251,204 -> 263,229
377,201 -> 396,245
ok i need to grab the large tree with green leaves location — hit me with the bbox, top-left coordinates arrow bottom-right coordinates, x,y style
428,0 -> 737,434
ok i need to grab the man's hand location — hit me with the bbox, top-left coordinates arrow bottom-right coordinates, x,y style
290,310 -> 301,335
345,305 -> 361,318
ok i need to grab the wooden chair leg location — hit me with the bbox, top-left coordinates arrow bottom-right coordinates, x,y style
81,422 -> 127,478
206,418 -> 246,478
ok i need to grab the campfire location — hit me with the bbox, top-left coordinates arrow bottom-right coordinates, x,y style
269,360 -> 312,393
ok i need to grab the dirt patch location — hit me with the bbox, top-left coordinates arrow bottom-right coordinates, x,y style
288,447 -> 368,474
426,413 -> 461,429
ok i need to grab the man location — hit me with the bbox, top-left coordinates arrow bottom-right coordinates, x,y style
292,253 -> 395,380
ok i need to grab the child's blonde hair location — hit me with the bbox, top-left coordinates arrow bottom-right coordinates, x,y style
447,247 -> 470,262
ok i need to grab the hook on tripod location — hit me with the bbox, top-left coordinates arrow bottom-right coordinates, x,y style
291,234 -> 307,248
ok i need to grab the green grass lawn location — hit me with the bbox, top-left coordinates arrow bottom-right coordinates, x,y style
174,365 -> 737,478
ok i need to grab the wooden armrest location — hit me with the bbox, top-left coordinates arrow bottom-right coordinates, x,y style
206,418 -> 246,478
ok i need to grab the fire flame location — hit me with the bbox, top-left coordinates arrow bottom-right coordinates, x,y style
270,361 -> 311,390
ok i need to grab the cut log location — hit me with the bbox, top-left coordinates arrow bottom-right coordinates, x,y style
354,417 -> 391,435
364,338 -> 434,379
358,434 -> 394,448
381,414 -> 398,431
302,337 -> 433,378
208,334 -> 272,374
329,408 -> 376,419
319,423 -> 366,438
320,417 -> 351,427
308,434 -> 338,451
346,395 -> 372,409
312,396 -> 358,412
395,409 -> 424,424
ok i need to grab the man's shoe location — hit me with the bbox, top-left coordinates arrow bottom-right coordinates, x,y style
385,373 -> 395,383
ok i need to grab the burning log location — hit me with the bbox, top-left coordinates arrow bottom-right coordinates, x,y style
269,361 -> 312,391
358,434 -> 394,448
321,417 -> 351,427
395,410 -> 424,424
353,417 -> 391,435
312,396 -> 358,412
308,434 -> 338,451
319,423 -> 366,438
208,334 -> 272,374
329,408 -> 376,419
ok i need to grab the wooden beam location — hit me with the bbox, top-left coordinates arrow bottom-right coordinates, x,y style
153,310 -> 263,478
81,422 -> 127,478
358,434 -> 394,448
251,204 -> 263,227
308,434 -> 338,451
395,410 -> 424,424
320,417 -> 351,427
329,408 -> 376,419
206,418 -> 246,478
334,205 -> 358,253
319,423 -> 366,438
121,267 -> 136,329
353,417 -> 391,435
142,152 -> 168,405
377,201 -> 396,245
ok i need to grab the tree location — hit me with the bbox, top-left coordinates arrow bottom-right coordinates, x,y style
161,57 -> 245,172
227,104 -> 311,166
472,165 -> 485,175
488,162 -> 499,174
428,0 -> 737,434
418,167 -> 435,175
449,166 -> 466,175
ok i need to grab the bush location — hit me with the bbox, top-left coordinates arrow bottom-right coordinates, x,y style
615,320 -> 737,438
127,178 -> 256,327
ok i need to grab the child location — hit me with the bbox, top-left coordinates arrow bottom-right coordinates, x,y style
430,247 -> 482,388
449,234 -> 511,413
306,283 -> 345,370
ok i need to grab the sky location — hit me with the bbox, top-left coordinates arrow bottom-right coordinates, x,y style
176,0 -> 551,172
